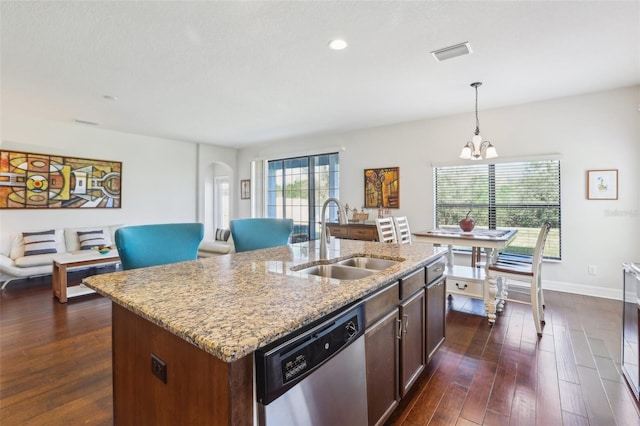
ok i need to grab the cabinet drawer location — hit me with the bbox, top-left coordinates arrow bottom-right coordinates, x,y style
350,227 -> 377,241
446,278 -> 483,299
426,258 -> 446,285
328,226 -> 349,238
400,268 -> 425,300
364,281 -> 399,328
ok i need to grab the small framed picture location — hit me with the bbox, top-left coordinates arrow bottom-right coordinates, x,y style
586,169 -> 618,200
240,179 -> 251,200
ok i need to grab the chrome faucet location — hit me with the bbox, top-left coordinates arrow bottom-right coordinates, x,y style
319,197 -> 349,260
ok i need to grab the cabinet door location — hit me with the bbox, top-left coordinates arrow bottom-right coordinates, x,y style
400,289 -> 425,397
365,309 -> 400,426
426,276 -> 446,362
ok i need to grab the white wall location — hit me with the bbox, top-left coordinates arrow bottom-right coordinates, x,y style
0,114 -> 199,253
238,86 -> 640,299
3,87 -> 638,298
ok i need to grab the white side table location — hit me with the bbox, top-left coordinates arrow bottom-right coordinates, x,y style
52,251 -> 120,303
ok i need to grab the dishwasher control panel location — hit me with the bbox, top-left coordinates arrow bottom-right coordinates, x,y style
281,314 -> 359,383
255,303 -> 364,404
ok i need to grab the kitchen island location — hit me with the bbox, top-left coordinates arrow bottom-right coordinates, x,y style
83,238 -> 445,425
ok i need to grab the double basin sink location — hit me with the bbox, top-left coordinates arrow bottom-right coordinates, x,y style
293,256 -> 402,280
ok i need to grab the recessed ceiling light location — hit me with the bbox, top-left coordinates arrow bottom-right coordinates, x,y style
431,42 -> 472,62
329,39 -> 347,50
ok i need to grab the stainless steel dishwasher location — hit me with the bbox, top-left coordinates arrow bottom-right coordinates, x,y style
622,262 -> 640,400
255,302 -> 367,426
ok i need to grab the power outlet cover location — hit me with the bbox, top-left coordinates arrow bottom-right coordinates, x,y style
151,353 -> 167,383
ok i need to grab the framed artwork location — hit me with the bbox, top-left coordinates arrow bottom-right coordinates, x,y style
240,179 -> 251,200
586,169 -> 618,200
364,167 -> 399,208
0,150 -> 122,209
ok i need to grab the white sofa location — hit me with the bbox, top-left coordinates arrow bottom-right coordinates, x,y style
0,224 -> 122,290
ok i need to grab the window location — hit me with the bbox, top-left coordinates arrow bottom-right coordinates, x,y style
267,153 -> 340,242
434,160 -> 561,259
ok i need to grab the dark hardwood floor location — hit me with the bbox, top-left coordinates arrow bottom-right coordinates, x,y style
1,274 -> 639,425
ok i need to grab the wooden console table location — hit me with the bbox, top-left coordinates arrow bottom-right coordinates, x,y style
326,223 -> 378,241
52,252 -> 120,303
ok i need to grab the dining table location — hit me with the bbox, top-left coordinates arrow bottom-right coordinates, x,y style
413,227 -> 518,325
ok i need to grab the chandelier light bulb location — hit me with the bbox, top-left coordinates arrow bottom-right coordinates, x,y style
485,144 -> 498,159
459,146 -> 472,160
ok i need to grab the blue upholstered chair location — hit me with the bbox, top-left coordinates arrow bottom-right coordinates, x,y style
230,218 -> 293,252
115,223 -> 204,270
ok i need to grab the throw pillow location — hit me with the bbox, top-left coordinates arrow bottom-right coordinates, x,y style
78,230 -> 107,250
215,228 -> 231,242
23,230 -> 57,256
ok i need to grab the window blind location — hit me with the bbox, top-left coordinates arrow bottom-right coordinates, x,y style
434,160 -> 561,259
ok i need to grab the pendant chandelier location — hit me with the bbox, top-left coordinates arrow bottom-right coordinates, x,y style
459,82 -> 498,160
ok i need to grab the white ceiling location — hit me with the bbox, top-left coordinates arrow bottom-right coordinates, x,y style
2,1 -> 639,148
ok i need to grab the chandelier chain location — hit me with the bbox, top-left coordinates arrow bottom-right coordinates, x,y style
474,83 -> 480,135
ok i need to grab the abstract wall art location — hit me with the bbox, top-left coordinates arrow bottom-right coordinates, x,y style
0,150 -> 122,209
364,166 -> 399,208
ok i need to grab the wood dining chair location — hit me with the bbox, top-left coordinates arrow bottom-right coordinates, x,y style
487,222 -> 551,336
375,217 -> 397,243
393,216 -> 411,244
471,247 -> 483,267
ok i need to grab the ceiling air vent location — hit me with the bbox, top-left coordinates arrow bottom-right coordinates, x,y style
431,42 -> 472,62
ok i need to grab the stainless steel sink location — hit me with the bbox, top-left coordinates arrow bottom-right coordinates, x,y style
296,264 -> 374,280
336,257 -> 400,270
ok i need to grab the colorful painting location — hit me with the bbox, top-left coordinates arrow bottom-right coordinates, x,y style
0,150 -> 122,209
364,167 -> 399,208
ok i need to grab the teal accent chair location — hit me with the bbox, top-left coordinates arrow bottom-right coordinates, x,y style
230,218 -> 293,253
115,223 -> 204,270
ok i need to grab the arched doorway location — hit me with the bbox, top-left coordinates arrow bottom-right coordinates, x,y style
203,161 -> 233,240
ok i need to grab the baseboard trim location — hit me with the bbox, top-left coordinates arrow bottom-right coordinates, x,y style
543,279 -> 622,301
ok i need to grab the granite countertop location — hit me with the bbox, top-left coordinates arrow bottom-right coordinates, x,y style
83,239 -> 444,363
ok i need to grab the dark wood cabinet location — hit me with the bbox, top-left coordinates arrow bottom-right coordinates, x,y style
365,309 -> 400,426
363,256 -> 445,426
326,223 -> 378,241
399,289 -> 426,397
111,303 -> 253,425
426,275 -> 446,361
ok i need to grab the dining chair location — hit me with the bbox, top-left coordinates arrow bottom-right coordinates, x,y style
375,217 -> 397,243
393,216 -> 411,244
230,218 -> 293,252
487,222 -> 551,336
115,223 -> 204,270
471,247 -> 483,268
